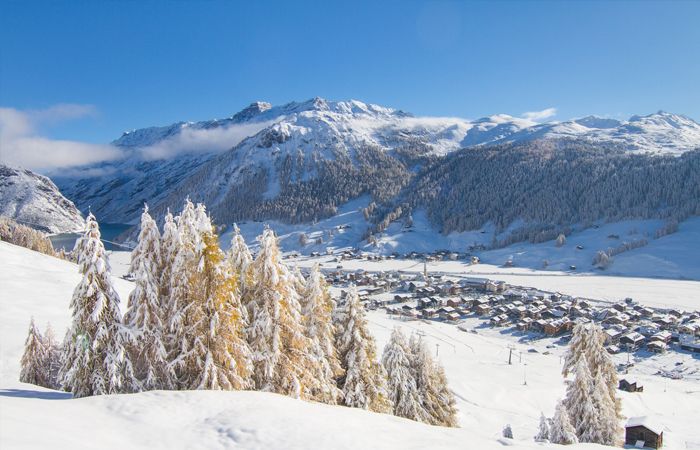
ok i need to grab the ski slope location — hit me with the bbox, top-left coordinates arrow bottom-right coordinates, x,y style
1,241 -> 698,449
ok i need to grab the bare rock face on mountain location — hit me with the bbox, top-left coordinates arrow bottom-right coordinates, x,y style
0,164 -> 84,234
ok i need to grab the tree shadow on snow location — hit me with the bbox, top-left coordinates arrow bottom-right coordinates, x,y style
0,388 -> 72,400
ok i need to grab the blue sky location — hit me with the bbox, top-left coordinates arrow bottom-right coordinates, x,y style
1,0 -> 699,146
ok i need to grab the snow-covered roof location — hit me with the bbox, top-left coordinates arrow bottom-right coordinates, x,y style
626,416 -> 664,435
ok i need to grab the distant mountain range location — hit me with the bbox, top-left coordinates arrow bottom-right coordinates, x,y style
0,164 -> 84,234
46,98 -> 700,243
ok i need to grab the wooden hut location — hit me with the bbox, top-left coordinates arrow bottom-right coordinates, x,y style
625,417 -> 663,448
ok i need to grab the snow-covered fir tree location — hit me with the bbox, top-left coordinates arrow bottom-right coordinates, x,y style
550,400 -> 578,445
300,263 -> 343,404
188,230 -> 252,390
561,322 -> 623,445
246,227 -> 314,398
382,327 -> 424,421
227,223 -> 254,297
535,412 -> 550,442
335,285 -> 392,413
60,213 -> 139,397
586,324 -> 624,434
123,205 -> 171,390
43,322 -> 61,389
410,335 -> 458,427
19,317 -> 49,387
159,210 -> 179,320
565,357 -> 599,443
502,424 -> 513,439
561,322 -> 590,377
167,200 -> 206,388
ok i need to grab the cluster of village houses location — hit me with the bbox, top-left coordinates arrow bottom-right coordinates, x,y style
326,267 -> 700,357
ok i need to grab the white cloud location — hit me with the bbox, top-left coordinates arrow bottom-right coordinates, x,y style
0,104 -> 274,173
138,120 -> 275,160
522,107 -> 557,122
0,105 -> 121,172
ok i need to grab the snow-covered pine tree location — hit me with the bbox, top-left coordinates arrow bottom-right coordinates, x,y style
167,199 -> 207,389
561,322 -> 590,377
382,327 -> 424,421
409,334 -> 458,427
246,227 -> 314,398
335,285 -> 392,413
60,213 -> 139,397
43,322 -> 61,389
549,400 -> 578,445
502,424 -> 513,439
188,230 -> 252,390
565,358 -> 599,443
123,205 -> 171,390
535,412 -> 550,442
586,323 -> 624,434
300,263 -> 343,404
227,223 -> 254,296
159,210 -> 179,317
19,317 -> 49,387
592,371 -> 621,446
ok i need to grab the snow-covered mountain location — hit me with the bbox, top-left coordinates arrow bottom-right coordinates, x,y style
53,98 -> 700,227
498,111 -> 700,154
0,164 -> 84,233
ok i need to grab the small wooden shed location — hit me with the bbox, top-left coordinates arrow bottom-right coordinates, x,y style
625,416 -> 663,448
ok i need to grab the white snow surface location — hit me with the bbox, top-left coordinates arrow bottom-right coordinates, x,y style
2,241 -> 700,449
210,197 -> 700,283
0,164 -> 84,233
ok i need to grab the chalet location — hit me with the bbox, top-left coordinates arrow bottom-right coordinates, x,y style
625,417 -> 663,449
490,314 -> 509,327
437,306 -> 457,320
637,323 -> 661,337
612,302 -> 627,312
475,304 -> 492,316
603,328 -> 624,345
653,316 -> 676,330
417,297 -> 440,309
649,330 -> 672,344
647,341 -> 667,353
516,317 -> 533,331
638,307 -> 655,318
445,312 -> 461,322
680,335 -> 700,353
678,321 -> 700,336
606,345 -> 621,354
421,308 -> 438,319
531,319 -> 548,333
394,294 -> 413,303
668,309 -> 683,318
619,378 -> 644,392
446,298 -> 465,308
620,332 -> 645,350
544,318 -> 571,336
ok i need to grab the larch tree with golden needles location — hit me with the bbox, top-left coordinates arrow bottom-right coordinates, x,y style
189,229 -> 252,390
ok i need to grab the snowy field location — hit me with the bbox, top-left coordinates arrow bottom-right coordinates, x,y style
2,241 -> 699,449
213,197 -> 700,282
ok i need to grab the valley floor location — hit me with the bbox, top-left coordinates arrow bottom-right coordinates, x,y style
1,241 -> 699,449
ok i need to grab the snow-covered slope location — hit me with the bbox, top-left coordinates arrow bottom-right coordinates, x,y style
0,164 -> 84,233
2,241 -> 699,449
54,99 -> 700,225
